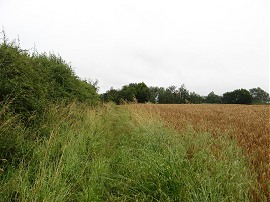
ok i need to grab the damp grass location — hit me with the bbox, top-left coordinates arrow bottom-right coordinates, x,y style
0,104 -> 256,201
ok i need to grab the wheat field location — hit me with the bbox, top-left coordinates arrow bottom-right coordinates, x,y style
131,104 -> 270,200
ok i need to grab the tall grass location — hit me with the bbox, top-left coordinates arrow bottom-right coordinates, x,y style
133,104 -> 269,200
0,103 -> 256,201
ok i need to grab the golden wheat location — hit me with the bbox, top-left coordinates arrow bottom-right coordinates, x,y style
129,104 -> 270,200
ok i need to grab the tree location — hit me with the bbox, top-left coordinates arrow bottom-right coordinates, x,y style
105,82 -> 150,104
119,82 -> 150,103
149,86 -> 159,103
103,88 -> 120,104
119,85 -> 136,103
156,87 -> 166,104
156,86 -> 177,104
178,84 -> 190,103
222,89 -> 252,104
189,92 -> 203,104
205,92 -> 222,103
167,86 -> 180,104
134,82 -> 150,103
249,87 -> 269,102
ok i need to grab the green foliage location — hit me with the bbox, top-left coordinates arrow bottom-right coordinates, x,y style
189,92 -> 203,104
119,84 -> 136,103
103,82 -> 150,104
103,88 -> 120,104
104,83 -> 268,106
223,89 -> 252,104
205,91 -> 222,103
0,42 -> 46,121
134,82 -> 150,103
0,36 -> 99,122
249,87 -> 269,103
178,84 -> 190,103
149,86 -> 160,103
150,84 -> 203,104
104,83 -> 204,104
158,86 -> 177,104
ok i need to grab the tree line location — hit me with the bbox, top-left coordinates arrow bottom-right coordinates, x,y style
102,82 -> 269,105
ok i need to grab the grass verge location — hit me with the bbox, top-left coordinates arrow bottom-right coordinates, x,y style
0,103 -> 256,201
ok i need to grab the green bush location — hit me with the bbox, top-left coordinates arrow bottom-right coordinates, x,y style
0,42 -> 46,121
0,36 -> 99,123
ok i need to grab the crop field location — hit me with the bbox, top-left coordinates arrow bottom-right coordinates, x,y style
1,102 -> 268,201
129,104 -> 270,200
1,103 -> 256,201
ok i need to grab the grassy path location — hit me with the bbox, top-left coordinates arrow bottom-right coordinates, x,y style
0,104 -> 256,201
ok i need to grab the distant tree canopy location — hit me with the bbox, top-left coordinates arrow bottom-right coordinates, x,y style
249,87 -> 269,102
205,92 -> 222,104
156,84 -> 196,104
222,89 -> 252,104
103,85 -> 269,105
0,36 -> 99,122
103,83 -> 204,104
103,82 -> 150,104
189,92 -> 204,104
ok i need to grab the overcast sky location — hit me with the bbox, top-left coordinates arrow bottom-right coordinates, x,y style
0,0 -> 269,95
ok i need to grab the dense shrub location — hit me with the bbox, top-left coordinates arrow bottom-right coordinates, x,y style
0,42 -> 46,121
0,37 -> 99,123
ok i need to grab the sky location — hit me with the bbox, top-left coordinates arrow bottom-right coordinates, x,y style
0,0 -> 269,95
